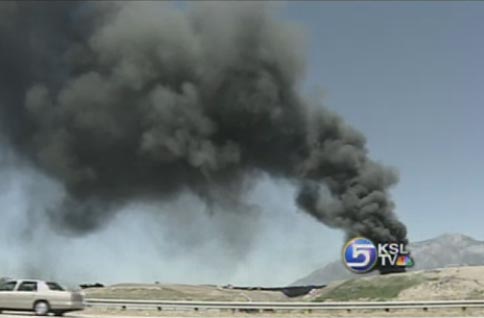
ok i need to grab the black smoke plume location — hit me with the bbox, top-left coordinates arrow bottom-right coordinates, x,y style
0,2 -> 407,246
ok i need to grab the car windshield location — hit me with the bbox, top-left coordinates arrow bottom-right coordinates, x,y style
46,282 -> 64,291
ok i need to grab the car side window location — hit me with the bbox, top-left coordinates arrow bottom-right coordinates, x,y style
0,281 -> 17,291
46,282 -> 65,291
18,281 -> 37,292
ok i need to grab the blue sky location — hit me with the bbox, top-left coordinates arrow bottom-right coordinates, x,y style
283,2 -> 484,242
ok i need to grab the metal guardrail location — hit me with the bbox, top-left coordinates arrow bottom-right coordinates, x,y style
86,298 -> 484,311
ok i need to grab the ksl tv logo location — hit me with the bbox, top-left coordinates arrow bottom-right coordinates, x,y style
342,237 -> 414,273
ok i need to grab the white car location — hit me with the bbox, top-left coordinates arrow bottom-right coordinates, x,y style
0,279 -> 85,316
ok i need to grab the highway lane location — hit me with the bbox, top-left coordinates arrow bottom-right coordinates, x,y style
2,315 -> 484,318
2,310 -> 484,318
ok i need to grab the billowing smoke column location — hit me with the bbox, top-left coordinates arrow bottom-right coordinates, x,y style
0,2 -> 407,252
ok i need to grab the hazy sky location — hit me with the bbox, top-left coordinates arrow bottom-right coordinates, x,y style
0,2 -> 483,287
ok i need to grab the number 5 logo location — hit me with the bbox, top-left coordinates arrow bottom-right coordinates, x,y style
343,237 -> 377,273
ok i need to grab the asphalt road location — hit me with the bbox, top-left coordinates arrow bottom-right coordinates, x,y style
2,313 -> 484,318
2,316 -> 484,318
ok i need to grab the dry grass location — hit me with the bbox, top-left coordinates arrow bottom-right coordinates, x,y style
85,266 -> 484,305
85,284 -> 289,302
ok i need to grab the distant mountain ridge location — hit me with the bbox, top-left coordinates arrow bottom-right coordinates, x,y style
292,233 -> 484,286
